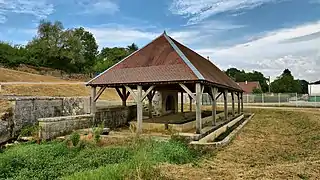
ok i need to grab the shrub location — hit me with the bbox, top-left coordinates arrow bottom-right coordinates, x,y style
70,132 -> 80,147
19,125 -> 39,137
93,123 -> 104,143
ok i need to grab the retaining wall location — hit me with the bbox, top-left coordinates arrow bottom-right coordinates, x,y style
95,105 -> 137,129
39,114 -> 93,140
0,96 -> 90,143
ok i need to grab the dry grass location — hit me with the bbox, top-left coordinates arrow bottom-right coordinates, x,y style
0,100 -> 11,114
0,84 -> 120,100
0,68 -> 69,82
161,109 -> 320,179
0,67 -> 120,100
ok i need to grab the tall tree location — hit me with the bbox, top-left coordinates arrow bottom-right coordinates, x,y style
271,69 -> 302,93
73,27 -> 98,73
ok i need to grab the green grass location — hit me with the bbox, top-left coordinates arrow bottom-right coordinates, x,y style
0,138 -> 198,180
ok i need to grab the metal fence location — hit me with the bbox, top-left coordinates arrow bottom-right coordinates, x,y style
178,93 -> 320,108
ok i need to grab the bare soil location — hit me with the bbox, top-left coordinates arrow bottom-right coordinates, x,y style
161,109 -> 320,179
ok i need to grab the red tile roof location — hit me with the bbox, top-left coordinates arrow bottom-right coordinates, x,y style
237,81 -> 261,93
87,32 -> 242,91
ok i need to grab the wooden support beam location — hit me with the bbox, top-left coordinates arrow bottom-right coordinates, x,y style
189,95 -> 192,112
195,83 -> 202,134
90,87 -> 96,115
241,92 -> 244,112
179,83 -> 196,100
231,92 -> 235,117
94,86 -> 107,102
136,85 -> 143,134
122,87 -> 127,106
216,92 -> 223,100
147,90 -> 155,118
211,87 -> 218,126
237,92 -> 241,114
224,90 -> 228,121
141,86 -> 155,101
115,87 -> 124,100
181,92 -> 184,113
125,86 -> 137,102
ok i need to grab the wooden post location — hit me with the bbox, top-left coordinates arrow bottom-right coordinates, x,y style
90,86 -> 96,114
241,92 -> 244,112
147,91 -> 155,119
231,92 -> 235,117
211,87 -> 217,126
189,95 -> 192,112
237,92 -> 241,114
122,87 -> 127,106
136,85 -> 143,134
224,90 -> 228,121
195,83 -> 202,134
181,92 -> 184,113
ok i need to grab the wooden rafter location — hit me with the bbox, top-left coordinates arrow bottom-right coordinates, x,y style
179,83 -> 196,100
141,86 -> 155,101
94,86 -> 107,102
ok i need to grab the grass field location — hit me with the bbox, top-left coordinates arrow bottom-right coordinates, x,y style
161,108 -> 320,179
1,109 -> 320,179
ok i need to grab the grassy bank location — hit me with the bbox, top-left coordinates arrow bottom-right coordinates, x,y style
162,109 -> 320,179
0,138 -> 198,180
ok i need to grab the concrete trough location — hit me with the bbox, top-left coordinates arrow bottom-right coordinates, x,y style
190,113 -> 254,147
129,112 -> 225,132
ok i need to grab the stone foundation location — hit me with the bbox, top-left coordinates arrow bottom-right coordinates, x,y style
39,114 -> 93,140
95,105 -> 137,129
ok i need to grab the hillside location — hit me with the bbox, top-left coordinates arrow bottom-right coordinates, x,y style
0,68 -> 69,82
0,67 -> 119,100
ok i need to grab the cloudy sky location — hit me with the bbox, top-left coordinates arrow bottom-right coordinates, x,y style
1,0 -> 320,82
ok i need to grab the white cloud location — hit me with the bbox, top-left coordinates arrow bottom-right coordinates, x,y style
196,21 -> 320,82
169,0 -> 283,24
169,19 -> 245,45
86,25 -> 158,48
0,0 -> 54,23
79,0 -> 119,15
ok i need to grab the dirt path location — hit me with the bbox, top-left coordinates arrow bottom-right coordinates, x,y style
161,109 -> 320,179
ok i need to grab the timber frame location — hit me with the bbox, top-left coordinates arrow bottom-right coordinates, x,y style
89,81 -> 244,135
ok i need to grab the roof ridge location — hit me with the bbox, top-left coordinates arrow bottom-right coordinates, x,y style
86,33 -> 166,85
163,33 -> 205,80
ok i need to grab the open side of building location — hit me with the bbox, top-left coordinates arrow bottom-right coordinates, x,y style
86,31 -> 244,136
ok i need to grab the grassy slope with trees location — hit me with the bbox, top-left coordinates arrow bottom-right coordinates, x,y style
0,20 -> 138,75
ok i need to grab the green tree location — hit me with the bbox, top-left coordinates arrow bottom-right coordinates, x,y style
127,43 -> 138,54
73,27 -> 98,73
298,79 -> 309,94
225,68 -> 268,92
271,69 -> 302,93
94,45 -> 139,73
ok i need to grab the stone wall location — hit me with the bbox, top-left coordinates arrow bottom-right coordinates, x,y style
0,96 -> 90,142
39,114 -> 93,140
95,105 -> 137,129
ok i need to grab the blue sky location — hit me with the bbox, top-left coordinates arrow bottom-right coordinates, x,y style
1,0 -> 320,82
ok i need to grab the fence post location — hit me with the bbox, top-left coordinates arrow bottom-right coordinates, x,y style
295,93 -> 298,107
315,96 -> 317,108
262,93 -> 264,106
278,93 -> 281,107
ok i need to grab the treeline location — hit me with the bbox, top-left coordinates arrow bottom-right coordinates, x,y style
0,20 -> 138,74
226,68 -> 309,94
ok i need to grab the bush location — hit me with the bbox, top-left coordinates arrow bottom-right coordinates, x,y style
70,132 -> 80,147
19,125 -> 39,137
93,123 -> 104,143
